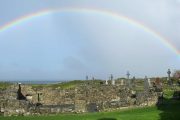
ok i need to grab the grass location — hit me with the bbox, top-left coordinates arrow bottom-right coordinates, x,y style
31,80 -> 85,89
0,107 -> 161,120
0,82 -> 11,90
31,80 -> 103,89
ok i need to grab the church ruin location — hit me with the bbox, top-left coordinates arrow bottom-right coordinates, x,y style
0,76 -> 163,116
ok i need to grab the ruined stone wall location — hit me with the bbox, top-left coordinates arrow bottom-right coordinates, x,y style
0,83 -> 159,116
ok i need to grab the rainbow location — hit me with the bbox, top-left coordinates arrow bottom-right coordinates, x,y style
0,8 -> 179,56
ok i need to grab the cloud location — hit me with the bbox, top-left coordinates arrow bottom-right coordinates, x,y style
63,56 -> 87,70
0,0 -> 179,80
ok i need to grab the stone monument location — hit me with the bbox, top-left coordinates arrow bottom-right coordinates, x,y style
144,76 -> 149,91
167,69 -> 172,85
148,78 -> 152,87
105,80 -> 108,85
111,74 -> 115,85
86,75 -> 88,81
131,76 -> 136,88
126,71 -> 130,87
120,79 -> 125,85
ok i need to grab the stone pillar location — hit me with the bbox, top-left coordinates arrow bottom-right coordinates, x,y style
18,83 -> 21,92
38,93 -> 40,102
17,83 -> 26,100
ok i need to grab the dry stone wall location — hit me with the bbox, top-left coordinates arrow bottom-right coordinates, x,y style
0,82 -> 160,116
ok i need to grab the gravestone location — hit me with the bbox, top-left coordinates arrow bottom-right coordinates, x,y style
167,69 -> 172,85
148,78 -> 152,87
86,76 -> 88,81
111,74 -> 115,85
126,71 -> 130,87
144,76 -> 149,92
120,79 -> 125,85
112,80 -> 115,85
105,80 -> 108,85
131,76 -> 136,88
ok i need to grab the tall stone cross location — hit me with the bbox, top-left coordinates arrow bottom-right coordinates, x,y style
126,71 -> 130,87
126,71 -> 130,79
167,69 -> 172,85
86,75 -> 88,81
111,74 -> 115,85
110,74 -> 113,80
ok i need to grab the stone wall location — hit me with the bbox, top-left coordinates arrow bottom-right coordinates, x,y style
0,82 -> 159,116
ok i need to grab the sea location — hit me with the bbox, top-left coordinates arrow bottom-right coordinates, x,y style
1,80 -> 64,84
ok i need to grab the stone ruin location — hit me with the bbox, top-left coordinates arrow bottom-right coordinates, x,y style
0,78 -> 163,116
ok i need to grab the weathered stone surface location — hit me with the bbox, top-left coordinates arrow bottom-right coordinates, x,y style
0,81 -> 160,116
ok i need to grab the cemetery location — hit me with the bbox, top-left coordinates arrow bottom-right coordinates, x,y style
0,70 -> 178,116
0,69 -> 180,119
0,0 -> 180,119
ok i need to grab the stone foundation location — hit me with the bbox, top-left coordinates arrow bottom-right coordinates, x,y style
0,83 -> 160,116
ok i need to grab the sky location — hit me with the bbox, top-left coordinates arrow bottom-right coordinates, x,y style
0,0 -> 180,81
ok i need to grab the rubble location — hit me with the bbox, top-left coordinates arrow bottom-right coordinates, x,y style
0,80 -> 161,116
